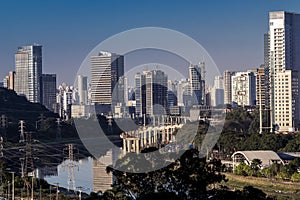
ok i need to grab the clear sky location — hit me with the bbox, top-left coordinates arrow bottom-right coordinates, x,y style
1,0 -> 300,85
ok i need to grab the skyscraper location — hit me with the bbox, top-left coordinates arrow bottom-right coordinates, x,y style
15,45 -> 42,103
223,70 -> 236,105
91,51 -> 124,107
41,74 -> 56,111
268,11 -> 300,131
269,11 -> 300,72
135,72 -> 146,117
145,70 -> 168,116
77,75 -> 88,105
189,64 -> 202,105
211,76 -> 224,106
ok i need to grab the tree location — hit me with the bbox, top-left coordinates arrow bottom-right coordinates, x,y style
234,162 -> 249,176
249,159 -> 262,177
107,149 -> 227,200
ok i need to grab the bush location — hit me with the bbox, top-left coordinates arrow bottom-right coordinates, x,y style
291,172 -> 300,182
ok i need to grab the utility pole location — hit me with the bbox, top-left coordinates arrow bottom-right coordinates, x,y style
55,183 -> 59,200
10,172 -> 15,200
7,181 -> 10,200
31,176 -> 34,200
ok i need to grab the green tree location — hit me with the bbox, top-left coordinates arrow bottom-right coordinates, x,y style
249,159 -> 262,177
234,162 -> 251,176
107,149 -> 227,200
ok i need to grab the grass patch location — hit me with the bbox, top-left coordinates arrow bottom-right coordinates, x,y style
219,173 -> 300,200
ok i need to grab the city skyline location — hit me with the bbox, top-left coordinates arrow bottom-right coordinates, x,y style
1,3 -> 300,198
1,1 -> 300,85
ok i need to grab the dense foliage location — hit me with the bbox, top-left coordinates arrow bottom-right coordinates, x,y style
194,107 -> 300,158
235,158 -> 300,182
86,148 -> 274,200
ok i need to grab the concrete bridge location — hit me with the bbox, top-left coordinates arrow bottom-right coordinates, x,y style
120,123 -> 184,154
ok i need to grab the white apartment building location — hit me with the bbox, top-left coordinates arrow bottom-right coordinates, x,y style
268,11 -> 300,131
231,72 -> 256,106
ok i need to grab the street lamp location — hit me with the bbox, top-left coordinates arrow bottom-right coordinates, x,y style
55,183 -> 59,200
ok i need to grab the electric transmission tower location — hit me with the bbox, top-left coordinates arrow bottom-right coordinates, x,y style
36,114 -> 46,130
0,114 -> 8,141
56,118 -> 62,140
63,144 -> 78,192
19,131 -> 39,177
19,120 -> 25,143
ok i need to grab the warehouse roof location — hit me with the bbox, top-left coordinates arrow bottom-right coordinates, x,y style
232,150 -> 284,166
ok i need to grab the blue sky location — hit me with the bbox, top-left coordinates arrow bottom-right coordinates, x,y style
1,0 -> 300,85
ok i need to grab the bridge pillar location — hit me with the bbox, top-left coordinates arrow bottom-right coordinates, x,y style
123,138 -> 126,153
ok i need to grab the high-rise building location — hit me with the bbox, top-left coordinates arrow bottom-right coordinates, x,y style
223,70 -> 236,105
56,83 -> 74,120
15,45 -> 42,103
189,64 -> 202,105
135,72 -> 146,117
200,62 -> 206,106
167,80 -> 178,107
269,11 -> 300,72
145,70 -> 168,116
256,67 -> 267,108
214,76 -> 224,89
41,74 -> 56,111
177,79 -> 190,107
8,71 -> 15,90
268,11 -> 300,131
91,51 -> 124,107
3,76 -> 9,88
77,75 -> 88,105
273,70 -> 299,131
231,71 -> 256,106
210,76 -> 224,106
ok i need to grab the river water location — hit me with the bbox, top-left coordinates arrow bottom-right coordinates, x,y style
43,157 -> 94,193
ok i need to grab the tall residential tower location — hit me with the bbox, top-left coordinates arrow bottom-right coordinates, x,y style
15,45 -> 42,103
268,11 -> 300,131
